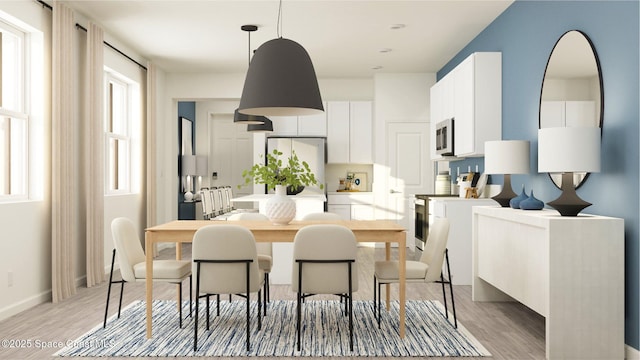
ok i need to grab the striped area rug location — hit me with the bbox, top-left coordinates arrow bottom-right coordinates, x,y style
56,299 -> 490,357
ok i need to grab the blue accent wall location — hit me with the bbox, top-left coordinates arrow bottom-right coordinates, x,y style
442,1 -> 639,349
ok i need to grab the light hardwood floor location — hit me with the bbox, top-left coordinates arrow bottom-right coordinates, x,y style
0,245 -> 545,359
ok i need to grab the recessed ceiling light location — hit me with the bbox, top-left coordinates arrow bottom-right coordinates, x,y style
372,66 -> 383,70
379,48 -> 392,53
389,24 -> 406,30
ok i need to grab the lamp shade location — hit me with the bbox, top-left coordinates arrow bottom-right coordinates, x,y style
247,117 -> 273,132
233,109 -> 269,125
238,38 -> 324,117
538,127 -> 601,173
181,155 -> 196,176
195,155 -> 208,176
484,140 -> 531,175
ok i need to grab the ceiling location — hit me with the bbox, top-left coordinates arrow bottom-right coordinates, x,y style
64,0 -> 513,78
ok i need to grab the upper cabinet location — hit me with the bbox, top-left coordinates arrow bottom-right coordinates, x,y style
327,101 -> 373,164
430,52 -> 502,159
270,101 -> 328,136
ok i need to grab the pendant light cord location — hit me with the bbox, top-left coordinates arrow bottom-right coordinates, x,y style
247,30 -> 251,65
277,0 -> 283,38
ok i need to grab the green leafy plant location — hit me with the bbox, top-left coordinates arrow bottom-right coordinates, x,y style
239,149 -> 324,191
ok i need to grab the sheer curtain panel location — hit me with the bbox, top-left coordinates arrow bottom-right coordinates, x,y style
51,1 -> 76,302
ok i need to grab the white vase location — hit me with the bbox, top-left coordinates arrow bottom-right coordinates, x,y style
266,185 -> 296,225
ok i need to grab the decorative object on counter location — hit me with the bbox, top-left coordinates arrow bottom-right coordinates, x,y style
351,172 -> 367,191
538,127 -> 600,216
194,155 -> 208,199
240,149 -> 323,224
484,140 -> 530,207
519,190 -> 544,210
234,26 -> 270,125
509,186 -> 528,209
435,171 -> 451,195
238,1 -> 323,117
181,155 -> 196,202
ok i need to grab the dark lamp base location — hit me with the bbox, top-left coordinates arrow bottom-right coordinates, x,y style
491,174 -> 517,207
547,173 -> 592,216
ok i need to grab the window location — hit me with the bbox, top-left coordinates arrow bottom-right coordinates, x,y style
105,72 -> 135,194
0,19 -> 28,200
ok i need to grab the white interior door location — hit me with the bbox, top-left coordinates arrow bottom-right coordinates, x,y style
387,123 -> 432,244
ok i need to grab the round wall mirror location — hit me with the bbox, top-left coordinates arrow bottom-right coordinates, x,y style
539,30 -> 603,189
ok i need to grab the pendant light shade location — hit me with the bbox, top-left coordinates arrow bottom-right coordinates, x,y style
247,117 -> 274,132
238,38 -> 324,117
233,109 -> 269,125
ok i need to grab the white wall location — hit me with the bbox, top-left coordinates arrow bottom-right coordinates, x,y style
0,1 -> 52,321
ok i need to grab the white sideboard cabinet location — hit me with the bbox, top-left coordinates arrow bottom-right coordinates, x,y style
472,206 -> 624,359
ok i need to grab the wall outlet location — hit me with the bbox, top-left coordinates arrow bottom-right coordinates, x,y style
7,271 -> 13,287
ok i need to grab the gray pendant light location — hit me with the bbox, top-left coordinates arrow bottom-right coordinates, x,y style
238,1 -> 323,117
234,25 -> 271,125
247,117 -> 274,132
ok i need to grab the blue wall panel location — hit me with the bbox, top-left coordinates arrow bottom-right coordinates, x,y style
442,1 -> 639,349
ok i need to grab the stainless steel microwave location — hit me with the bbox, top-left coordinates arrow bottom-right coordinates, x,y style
435,118 -> 454,156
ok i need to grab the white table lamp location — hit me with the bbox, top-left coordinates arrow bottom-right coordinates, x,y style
182,155 -> 196,202
538,127 -> 601,216
484,140 -> 531,207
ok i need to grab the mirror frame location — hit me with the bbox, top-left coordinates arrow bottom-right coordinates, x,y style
538,30 -> 604,190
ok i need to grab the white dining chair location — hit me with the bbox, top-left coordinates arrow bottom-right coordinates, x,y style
301,212 -> 342,221
373,217 -> 456,328
104,217 -> 192,329
292,224 -> 358,351
227,212 -> 273,308
192,224 -> 265,352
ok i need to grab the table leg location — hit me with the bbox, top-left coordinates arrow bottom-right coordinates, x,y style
145,232 -> 153,339
397,231 -> 406,338
385,243 -> 391,310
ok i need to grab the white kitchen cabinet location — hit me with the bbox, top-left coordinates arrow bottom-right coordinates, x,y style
297,102 -> 327,136
349,101 -> 373,163
327,204 -> 351,220
327,101 -> 373,164
429,197 -> 495,285
270,102 -> 328,137
327,193 -> 375,220
540,100 -> 596,128
270,115 -> 298,136
429,52 -> 501,159
453,52 -> 501,157
472,207 -> 624,360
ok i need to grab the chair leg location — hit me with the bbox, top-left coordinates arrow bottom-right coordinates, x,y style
189,275 -> 193,317
266,272 -> 270,303
179,282 -> 183,328
377,281 -> 382,328
296,262 -> 302,351
348,263 -> 354,351
440,273 -> 449,320
217,294 -> 220,316
194,263 -> 201,351
117,280 -> 125,319
245,262 -> 251,352
258,289 -> 262,330
103,249 -> 117,328
373,275 -> 377,321
445,249 -> 458,328
263,276 -> 268,316
206,295 -> 211,331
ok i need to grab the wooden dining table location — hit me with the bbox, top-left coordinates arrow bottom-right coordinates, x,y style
144,219 -> 407,339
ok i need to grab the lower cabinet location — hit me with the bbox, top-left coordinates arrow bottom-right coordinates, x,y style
327,193 -> 375,220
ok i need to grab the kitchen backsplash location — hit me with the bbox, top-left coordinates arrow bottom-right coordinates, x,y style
325,164 -> 373,192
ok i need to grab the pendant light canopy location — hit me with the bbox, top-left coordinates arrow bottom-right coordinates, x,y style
247,117 -> 274,132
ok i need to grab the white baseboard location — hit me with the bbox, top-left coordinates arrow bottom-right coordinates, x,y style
627,344 -> 640,359
0,290 -> 51,322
